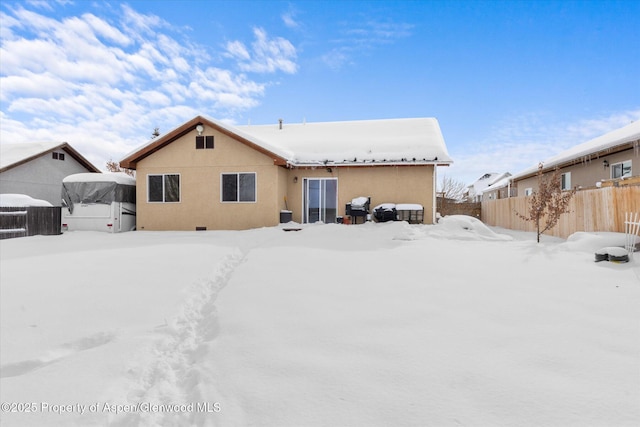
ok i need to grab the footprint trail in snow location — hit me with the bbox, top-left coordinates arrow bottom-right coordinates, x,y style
109,249 -> 245,427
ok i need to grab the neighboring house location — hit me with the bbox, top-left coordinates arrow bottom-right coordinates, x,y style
0,142 -> 101,206
466,172 -> 511,202
480,174 -> 514,201
120,115 -> 453,231
510,120 -> 640,195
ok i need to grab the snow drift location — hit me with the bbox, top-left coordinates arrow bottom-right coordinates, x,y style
1,220 -> 638,427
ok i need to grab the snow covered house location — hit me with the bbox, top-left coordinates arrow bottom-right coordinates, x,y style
120,115 -> 453,231
0,142 -> 100,206
510,120 -> 640,195
465,172 -> 511,202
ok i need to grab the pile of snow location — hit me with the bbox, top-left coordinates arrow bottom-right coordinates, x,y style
434,215 -> 514,240
395,203 -> 423,211
1,224 -> 638,427
561,231 -> 640,253
0,194 -> 53,207
350,196 -> 369,207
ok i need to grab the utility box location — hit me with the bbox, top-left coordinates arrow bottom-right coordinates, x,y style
280,210 -> 293,223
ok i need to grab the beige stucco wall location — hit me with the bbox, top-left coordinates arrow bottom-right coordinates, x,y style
136,125 -> 284,231
284,165 -> 436,224
516,147 -> 638,195
135,125 -> 437,230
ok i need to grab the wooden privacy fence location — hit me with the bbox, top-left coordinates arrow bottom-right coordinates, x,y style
481,186 -> 640,239
0,206 -> 62,240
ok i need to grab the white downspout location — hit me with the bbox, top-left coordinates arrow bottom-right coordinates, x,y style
432,165 -> 437,224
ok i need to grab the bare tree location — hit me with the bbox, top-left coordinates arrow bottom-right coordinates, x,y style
105,159 -> 135,177
437,175 -> 469,216
515,164 -> 576,243
439,175 -> 467,202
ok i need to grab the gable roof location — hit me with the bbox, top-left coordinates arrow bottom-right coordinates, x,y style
0,142 -> 100,173
120,116 -> 291,170
120,115 -> 453,169
511,120 -> 640,181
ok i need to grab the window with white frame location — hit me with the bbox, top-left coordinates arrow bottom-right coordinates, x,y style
524,188 -> 533,196
148,174 -> 180,202
561,172 -> 571,190
221,173 -> 256,202
611,160 -> 632,179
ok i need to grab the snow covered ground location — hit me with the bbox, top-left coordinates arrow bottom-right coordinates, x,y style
1,217 -> 639,427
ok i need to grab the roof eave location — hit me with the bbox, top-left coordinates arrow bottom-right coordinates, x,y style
288,160 -> 452,168
512,139 -> 639,182
0,142 -> 100,173
120,115 -> 290,170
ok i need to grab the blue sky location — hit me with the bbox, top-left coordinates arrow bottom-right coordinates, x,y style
1,0 -> 638,185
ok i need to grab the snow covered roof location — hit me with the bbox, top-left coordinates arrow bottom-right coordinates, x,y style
511,120 -> 640,180
0,142 -> 100,173
236,118 -> 452,166
482,174 -> 512,191
63,172 -> 136,185
120,115 -> 452,169
467,172 -> 511,195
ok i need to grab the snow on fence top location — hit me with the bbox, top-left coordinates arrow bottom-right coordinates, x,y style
0,194 -> 53,207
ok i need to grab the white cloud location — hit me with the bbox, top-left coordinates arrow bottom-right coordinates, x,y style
447,109 -> 640,185
82,13 -> 131,46
226,27 -> 298,74
282,10 -> 299,29
121,4 -> 165,39
320,18 -> 413,70
0,3 -> 296,168
226,40 -> 251,61
346,20 -> 414,43
321,48 -> 352,70
0,72 -> 73,101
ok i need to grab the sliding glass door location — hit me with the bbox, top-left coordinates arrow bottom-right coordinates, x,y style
303,178 -> 338,224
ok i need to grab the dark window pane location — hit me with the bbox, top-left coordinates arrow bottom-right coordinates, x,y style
239,173 -> 256,202
222,174 -> 238,202
148,175 -> 163,202
59,153 -> 65,161
52,152 -> 58,159
205,136 -> 214,149
164,174 -> 180,202
196,136 -> 205,149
